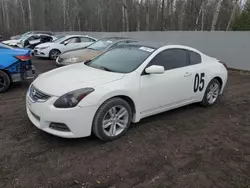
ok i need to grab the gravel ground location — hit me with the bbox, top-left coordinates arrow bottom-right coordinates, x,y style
0,58 -> 250,188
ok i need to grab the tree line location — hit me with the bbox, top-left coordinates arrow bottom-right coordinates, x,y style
0,0 -> 249,38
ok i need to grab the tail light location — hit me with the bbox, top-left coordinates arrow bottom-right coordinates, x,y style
219,60 -> 228,69
15,55 -> 30,61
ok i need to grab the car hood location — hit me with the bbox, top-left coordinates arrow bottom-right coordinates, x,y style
33,63 -> 125,96
60,48 -> 103,62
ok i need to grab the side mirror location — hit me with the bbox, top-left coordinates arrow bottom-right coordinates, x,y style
145,65 -> 165,74
63,40 -> 69,45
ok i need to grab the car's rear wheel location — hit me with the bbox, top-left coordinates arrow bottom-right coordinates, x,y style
0,70 -> 11,93
92,98 -> 132,141
201,78 -> 221,107
49,49 -> 61,60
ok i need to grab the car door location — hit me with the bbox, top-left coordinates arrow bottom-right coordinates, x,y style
61,37 -> 81,51
187,50 -> 207,100
139,49 -> 195,116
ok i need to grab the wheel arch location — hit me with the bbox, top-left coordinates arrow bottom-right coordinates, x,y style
50,48 -> 61,53
213,76 -> 223,89
96,94 -> 137,122
0,69 -> 12,82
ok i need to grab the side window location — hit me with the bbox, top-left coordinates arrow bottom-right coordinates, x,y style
149,49 -> 188,71
64,37 -> 80,44
80,37 -> 93,42
189,51 -> 201,65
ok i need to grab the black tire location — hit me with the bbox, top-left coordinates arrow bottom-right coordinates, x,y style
200,78 -> 221,107
0,70 -> 11,93
49,49 -> 61,60
92,98 -> 132,141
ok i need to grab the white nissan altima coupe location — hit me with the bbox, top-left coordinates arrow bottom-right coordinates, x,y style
26,42 -> 228,141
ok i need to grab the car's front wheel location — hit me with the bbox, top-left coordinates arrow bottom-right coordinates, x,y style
201,78 -> 221,107
0,70 -> 11,93
92,98 -> 132,141
49,49 -> 61,60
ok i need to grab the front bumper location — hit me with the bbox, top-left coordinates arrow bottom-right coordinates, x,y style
33,49 -> 49,57
26,93 -> 98,138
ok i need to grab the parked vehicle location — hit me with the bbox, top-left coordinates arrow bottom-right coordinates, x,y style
26,42 -> 228,141
56,37 -> 137,66
10,31 -> 53,40
0,43 -> 35,93
33,35 -> 97,60
3,34 -> 56,49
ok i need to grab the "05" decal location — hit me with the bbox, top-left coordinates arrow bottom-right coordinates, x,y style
194,73 -> 205,93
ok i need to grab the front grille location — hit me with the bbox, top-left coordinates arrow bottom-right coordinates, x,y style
29,85 -> 51,102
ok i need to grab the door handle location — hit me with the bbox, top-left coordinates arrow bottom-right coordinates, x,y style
184,72 -> 192,77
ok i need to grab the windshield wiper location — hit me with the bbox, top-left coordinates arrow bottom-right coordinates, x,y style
100,66 -> 116,72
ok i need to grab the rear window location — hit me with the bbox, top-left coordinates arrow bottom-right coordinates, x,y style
189,51 -> 201,65
87,45 -> 155,73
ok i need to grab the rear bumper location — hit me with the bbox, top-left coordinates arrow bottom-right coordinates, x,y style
11,65 -> 36,82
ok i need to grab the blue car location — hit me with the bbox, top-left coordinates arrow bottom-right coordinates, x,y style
0,43 -> 35,93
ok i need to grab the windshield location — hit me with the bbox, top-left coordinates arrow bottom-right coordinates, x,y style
87,45 -> 154,73
87,39 -> 114,51
53,36 -> 68,43
0,43 -> 14,49
53,35 -> 65,42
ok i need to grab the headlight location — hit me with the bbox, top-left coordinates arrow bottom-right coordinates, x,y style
64,57 -> 81,64
54,88 -> 94,108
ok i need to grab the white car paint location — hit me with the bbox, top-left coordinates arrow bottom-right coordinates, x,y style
33,35 -> 97,58
26,44 -> 228,139
2,34 -> 56,48
2,39 -> 21,46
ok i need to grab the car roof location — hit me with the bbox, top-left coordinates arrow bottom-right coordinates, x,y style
98,37 -> 134,42
122,41 -> 170,49
120,41 -> 201,53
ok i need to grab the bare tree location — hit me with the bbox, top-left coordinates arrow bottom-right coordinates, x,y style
28,0 -> 33,29
0,0 -> 247,37
226,0 -> 239,31
19,0 -> 26,27
211,0 -> 223,31
136,0 -> 141,31
122,0 -> 129,31
145,0 -> 150,30
62,0 -> 67,30
161,0 -> 166,30
196,0 -> 207,31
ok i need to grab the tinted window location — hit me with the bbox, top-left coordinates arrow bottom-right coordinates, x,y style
110,41 -> 126,49
149,49 -> 188,70
87,46 -> 154,73
87,40 -> 114,51
189,51 -> 201,65
64,37 -> 80,44
80,37 -> 94,42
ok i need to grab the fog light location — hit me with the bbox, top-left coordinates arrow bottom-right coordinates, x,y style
49,123 -> 70,132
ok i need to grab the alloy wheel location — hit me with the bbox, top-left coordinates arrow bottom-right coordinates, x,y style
207,83 -> 220,104
102,105 -> 129,137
